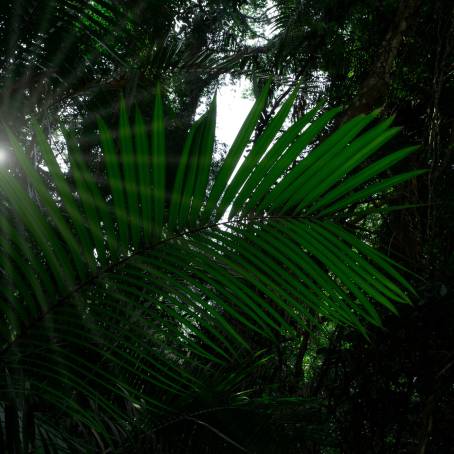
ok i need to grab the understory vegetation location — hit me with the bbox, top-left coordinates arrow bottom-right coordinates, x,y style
0,1 -> 453,453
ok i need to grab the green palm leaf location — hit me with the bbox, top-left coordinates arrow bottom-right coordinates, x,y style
0,85 -> 420,450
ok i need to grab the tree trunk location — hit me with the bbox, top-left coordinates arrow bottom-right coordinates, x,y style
341,0 -> 421,123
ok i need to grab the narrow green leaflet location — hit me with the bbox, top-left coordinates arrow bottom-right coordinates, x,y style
151,84 -> 165,239
135,107 -> 152,240
202,79 -> 271,222
119,97 -> 140,248
98,117 -> 129,249
218,84 -> 300,216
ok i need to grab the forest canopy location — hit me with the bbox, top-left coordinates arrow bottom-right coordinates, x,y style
0,1 -> 453,453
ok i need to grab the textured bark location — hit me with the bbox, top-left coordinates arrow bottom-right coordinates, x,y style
341,0 -> 421,123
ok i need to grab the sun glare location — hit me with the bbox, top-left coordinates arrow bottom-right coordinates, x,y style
0,148 -> 8,166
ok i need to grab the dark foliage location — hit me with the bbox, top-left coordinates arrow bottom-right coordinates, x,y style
0,0 -> 453,452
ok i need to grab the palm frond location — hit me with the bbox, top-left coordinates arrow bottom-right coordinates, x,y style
0,84 -> 421,449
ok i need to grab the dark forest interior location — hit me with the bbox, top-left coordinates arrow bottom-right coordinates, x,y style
0,1 -> 453,452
